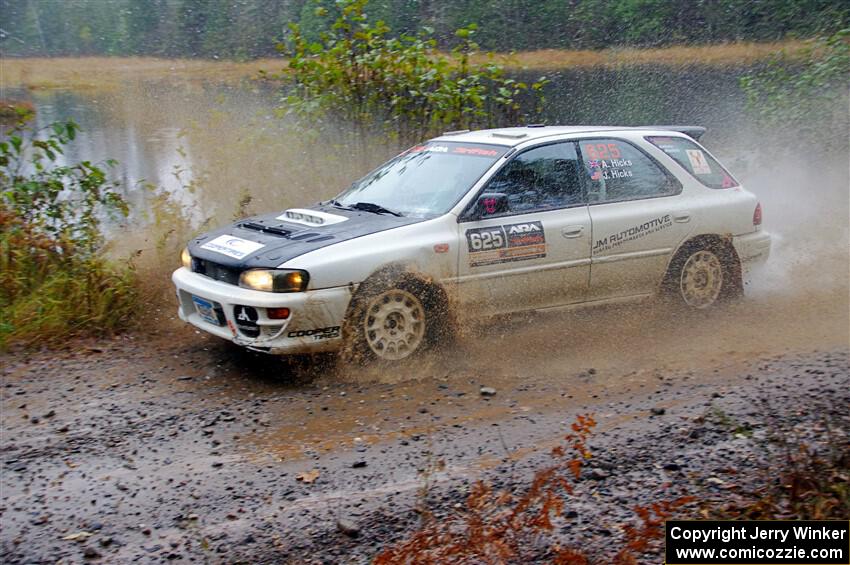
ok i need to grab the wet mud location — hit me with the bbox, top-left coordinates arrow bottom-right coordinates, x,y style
2,275 -> 847,563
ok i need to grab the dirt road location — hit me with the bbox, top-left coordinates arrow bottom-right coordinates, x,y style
2,270 -> 848,563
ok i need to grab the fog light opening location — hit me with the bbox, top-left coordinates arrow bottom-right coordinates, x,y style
267,307 -> 291,320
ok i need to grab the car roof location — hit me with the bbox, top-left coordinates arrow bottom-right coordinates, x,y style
431,125 -> 705,146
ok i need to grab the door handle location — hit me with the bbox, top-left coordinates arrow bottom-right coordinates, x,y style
561,225 -> 584,238
673,212 -> 691,223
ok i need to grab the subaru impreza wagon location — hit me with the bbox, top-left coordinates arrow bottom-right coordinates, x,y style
172,125 -> 770,362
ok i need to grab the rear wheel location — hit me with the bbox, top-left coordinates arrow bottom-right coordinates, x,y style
678,249 -> 724,309
664,241 -> 741,309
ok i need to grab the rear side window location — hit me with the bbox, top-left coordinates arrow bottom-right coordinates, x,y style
579,139 -> 679,204
645,136 -> 739,189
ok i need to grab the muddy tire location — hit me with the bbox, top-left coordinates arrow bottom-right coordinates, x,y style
664,242 -> 741,309
341,279 -> 435,364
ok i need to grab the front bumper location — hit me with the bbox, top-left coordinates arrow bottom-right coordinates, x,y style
733,230 -> 771,270
172,267 -> 352,354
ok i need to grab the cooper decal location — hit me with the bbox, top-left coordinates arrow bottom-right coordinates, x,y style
200,235 -> 265,260
592,214 -> 673,255
288,326 -> 341,341
466,221 -> 546,267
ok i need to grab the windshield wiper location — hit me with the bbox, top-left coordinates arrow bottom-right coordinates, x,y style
349,202 -> 403,217
326,199 -> 351,209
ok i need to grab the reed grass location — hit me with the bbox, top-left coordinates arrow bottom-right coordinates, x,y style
0,40 -> 809,91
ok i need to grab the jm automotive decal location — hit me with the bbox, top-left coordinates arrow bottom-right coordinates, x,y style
592,214 -> 673,255
466,221 -> 547,267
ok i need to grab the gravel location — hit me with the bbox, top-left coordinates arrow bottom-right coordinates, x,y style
1,338 -> 847,564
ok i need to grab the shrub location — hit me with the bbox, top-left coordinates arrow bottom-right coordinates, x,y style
0,116 -> 136,348
273,0 -> 548,148
739,28 -> 849,153
706,403 -> 850,521
375,414 -> 692,564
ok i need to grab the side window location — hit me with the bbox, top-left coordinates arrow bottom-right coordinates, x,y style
579,139 -> 678,203
480,142 -> 584,217
645,136 -> 739,189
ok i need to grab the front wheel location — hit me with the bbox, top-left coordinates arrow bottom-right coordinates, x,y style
345,286 -> 428,362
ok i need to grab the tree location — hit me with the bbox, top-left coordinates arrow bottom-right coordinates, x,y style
739,28 -> 850,154
274,0 -> 547,147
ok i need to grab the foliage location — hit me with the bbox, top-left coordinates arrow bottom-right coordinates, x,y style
1,118 -> 128,253
706,403 -> 850,521
0,117 -> 136,348
739,441 -> 850,520
2,0 -> 847,58
739,28 -> 850,150
375,414 -> 693,563
0,101 -> 36,125
275,0 -> 547,146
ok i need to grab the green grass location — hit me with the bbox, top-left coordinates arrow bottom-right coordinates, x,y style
0,210 -> 137,350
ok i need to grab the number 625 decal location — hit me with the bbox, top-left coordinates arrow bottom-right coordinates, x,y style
466,226 -> 507,251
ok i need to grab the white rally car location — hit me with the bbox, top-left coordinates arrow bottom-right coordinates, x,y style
172,125 -> 770,362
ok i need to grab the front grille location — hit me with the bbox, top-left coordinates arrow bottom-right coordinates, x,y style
192,258 -> 241,285
233,305 -> 260,338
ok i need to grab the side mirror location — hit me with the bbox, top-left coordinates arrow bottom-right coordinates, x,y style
469,192 -> 509,219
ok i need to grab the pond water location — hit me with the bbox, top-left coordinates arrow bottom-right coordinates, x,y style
8,63 -> 848,293
16,65 -> 763,228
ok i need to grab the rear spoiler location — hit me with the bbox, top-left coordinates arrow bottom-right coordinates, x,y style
636,125 -> 707,141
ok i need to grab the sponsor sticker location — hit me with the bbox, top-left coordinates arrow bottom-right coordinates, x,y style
686,149 -> 712,175
466,221 -> 546,267
451,146 -> 500,157
407,144 -> 502,158
200,235 -> 265,260
287,326 -> 341,341
591,214 -> 673,255
409,144 -> 449,153
277,208 -> 348,226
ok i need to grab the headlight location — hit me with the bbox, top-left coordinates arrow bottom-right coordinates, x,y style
181,247 -> 192,270
239,269 -> 309,293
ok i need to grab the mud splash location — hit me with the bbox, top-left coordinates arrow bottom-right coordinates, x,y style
20,74 -> 850,387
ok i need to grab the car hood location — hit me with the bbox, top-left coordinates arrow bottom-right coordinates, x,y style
187,204 -> 423,269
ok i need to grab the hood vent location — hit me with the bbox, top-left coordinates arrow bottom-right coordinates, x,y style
240,222 -> 292,238
289,231 -> 321,241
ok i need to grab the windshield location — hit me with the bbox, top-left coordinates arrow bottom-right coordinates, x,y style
335,142 -> 507,218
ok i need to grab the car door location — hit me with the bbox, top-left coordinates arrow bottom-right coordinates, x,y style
457,141 -> 592,316
577,138 -> 694,300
